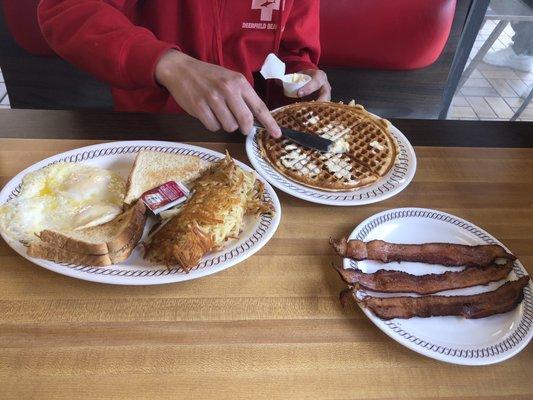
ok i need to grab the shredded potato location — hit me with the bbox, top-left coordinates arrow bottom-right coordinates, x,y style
145,153 -> 273,271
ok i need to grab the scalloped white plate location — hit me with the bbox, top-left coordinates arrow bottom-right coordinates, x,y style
0,141 -> 281,285
343,207 -> 532,365
245,108 -> 416,206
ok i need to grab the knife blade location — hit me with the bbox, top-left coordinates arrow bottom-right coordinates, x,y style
254,122 -> 334,153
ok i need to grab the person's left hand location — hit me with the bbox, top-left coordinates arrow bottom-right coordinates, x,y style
296,69 -> 331,101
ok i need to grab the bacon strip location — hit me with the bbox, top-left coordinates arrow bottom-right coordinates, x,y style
350,276 -> 529,320
334,263 -> 513,295
330,238 -> 515,267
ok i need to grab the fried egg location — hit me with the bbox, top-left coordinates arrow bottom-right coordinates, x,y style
0,163 -> 126,243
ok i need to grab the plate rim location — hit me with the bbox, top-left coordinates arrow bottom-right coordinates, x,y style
245,107 -> 417,206
343,207 -> 533,365
0,140 -> 281,285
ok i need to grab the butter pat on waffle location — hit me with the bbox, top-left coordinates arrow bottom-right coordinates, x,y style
257,101 -> 398,191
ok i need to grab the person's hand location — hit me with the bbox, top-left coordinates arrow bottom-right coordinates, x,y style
296,69 -> 331,101
155,50 -> 281,138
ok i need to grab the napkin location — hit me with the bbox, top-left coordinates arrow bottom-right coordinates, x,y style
259,53 -> 311,98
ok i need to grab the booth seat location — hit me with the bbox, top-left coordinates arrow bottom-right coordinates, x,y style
319,0 -> 456,70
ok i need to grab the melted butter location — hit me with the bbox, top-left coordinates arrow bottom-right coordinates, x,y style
280,149 -> 306,169
319,124 -> 351,141
291,73 -> 309,83
328,138 -> 349,154
280,148 -> 320,177
324,159 -> 342,173
317,123 -> 335,137
370,140 -> 384,151
306,115 -> 320,125
324,156 -> 353,181
299,162 -> 320,177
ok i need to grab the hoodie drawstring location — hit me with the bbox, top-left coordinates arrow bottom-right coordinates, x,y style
213,0 -> 225,66
273,0 -> 285,54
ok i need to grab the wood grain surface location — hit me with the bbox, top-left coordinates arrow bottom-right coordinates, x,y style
0,137 -> 532,400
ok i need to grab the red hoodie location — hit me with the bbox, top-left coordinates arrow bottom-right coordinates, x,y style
38,0 -> 320,113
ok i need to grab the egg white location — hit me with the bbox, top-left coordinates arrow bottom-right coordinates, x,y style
0,162 -> 126,243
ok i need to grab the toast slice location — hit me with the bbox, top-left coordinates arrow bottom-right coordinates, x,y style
36,200 -> 147,256
123,150 -> 211,205
27,237 -> 137,267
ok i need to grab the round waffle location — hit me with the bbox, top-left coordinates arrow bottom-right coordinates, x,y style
257,101 -> 398,192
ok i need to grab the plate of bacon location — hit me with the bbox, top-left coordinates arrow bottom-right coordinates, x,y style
331,207 -> 532,365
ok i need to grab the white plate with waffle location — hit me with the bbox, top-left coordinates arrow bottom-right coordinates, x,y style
246,101 -> 416,206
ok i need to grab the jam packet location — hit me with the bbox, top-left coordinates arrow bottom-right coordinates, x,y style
141,181 -> 189,215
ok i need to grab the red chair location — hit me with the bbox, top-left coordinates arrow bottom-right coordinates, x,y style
320,0 -> 456,70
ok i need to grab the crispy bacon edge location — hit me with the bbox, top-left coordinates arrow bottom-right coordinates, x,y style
330,238 -> 516,267
333,263 -> 513,295
344,276 -> 529,320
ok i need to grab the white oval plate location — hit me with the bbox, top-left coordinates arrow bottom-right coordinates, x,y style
0,141 -> 281,285
245,109 -> 417,206
343,207 -> 532,365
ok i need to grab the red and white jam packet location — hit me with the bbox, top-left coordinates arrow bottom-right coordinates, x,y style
140,181 -> 189,215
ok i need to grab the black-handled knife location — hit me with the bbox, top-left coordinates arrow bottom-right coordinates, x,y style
253,121 -> 335,153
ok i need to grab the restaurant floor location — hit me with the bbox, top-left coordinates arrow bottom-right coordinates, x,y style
448,20 -> 533,121
0,68 -> 8,109
0,19 -> 531,120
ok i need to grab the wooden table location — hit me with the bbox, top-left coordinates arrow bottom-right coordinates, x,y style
1,110 -> 532,399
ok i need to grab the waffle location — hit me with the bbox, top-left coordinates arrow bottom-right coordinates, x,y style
257,101 -> 398,191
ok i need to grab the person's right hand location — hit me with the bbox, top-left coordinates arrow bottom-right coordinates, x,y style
155,50 -> 281,138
